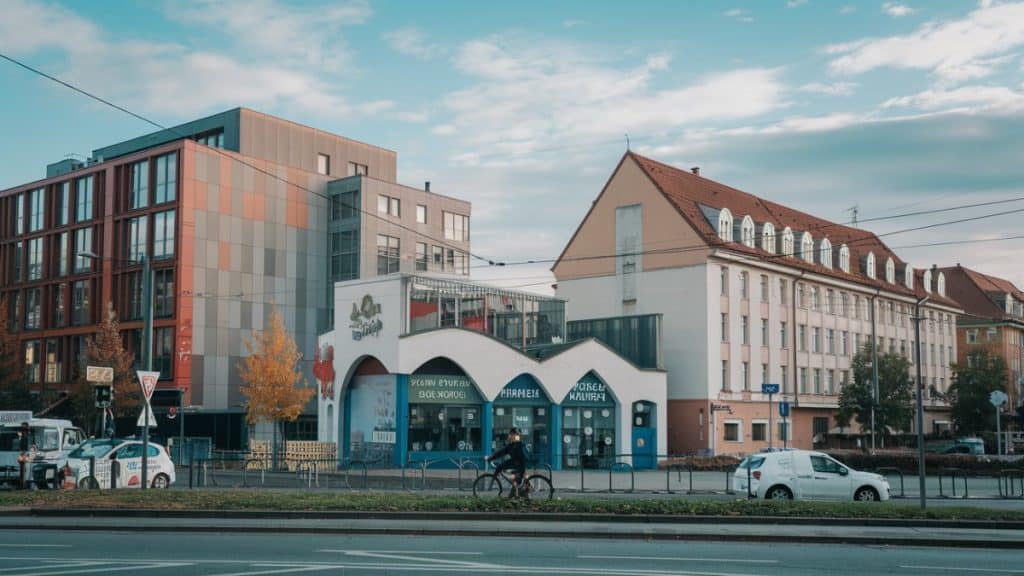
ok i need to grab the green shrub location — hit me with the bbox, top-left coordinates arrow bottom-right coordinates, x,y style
826,450 -> 1023,475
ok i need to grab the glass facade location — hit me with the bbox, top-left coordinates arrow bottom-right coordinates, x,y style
562,372 -> 616,469
567,314 -> 662,369
407,374 -> 483,453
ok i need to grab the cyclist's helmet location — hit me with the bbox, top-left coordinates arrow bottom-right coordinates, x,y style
509,427 -> 521,441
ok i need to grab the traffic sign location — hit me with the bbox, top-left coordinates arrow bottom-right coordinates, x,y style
762,383 -> 780,395
990,390 -> 1009,407
167,406 -> 178,420
94,384 -> 111,408
137,370 -> 160,402
136,403 -> 157,428
779,401 -> 791,417
87,365 -> 114,383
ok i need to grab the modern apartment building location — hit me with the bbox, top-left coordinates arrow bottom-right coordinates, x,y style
553,152 -> 961,455
941,265 -> 1024,414
0,107 -> 471,448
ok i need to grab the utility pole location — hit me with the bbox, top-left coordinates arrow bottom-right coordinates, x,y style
141,253 -> 153,491
870,295 -> 879,452
914,294 -> 930,510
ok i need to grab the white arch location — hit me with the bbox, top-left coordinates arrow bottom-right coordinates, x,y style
839,244 -> 850,273
741,215 -> 755,248
865,252 -> 876,279
937,272 -> 946,296
886,257 -> 896,284
904,265 -> 914,290
718,208 -> 734,243
923,269 -> 932,293
800,232 -> 814,264
819,238 -> 833,269
782,227 -> 794,257
761,222 -> 776,254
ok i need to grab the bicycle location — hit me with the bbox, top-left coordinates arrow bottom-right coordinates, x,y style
472,460 -> 554,500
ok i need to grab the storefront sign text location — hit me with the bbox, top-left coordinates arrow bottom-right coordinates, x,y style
564,375 -> 615,406
496,375 -> 547,405
409,375 -> 483,404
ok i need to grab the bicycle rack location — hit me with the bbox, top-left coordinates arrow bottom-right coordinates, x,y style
664,464 -> 692,494
723,469 -> 735,495
344,460 -> 369,490
242,458 -> 266,487
937,467 -> 968,499
608,462 -> 635,493
875,467 -> 905,498
999,469 -> 1024,499
457,459 -> 480,491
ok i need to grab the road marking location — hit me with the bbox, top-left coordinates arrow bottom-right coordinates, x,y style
206,567 -> 337,576
901,567 -> 1024,574
9,563 -> 188,576
318,549 -> 483,555
0,564 -> 98,574
580,555 -> 778,564
0,545 -> 72,548
343,550 -> 501,568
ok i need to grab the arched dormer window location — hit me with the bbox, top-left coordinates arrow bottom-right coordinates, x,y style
885,257 -> 895,284
904,265 -> 914,290
781,227 -> 794,257
819,238 -> 833,269
741,216 -> 755,248
937,272 -> 946,297
800,232 -> 814,264
718,208 -> 733,243
923,269 -> 932,293
761,222 -> 776,254
865,252 -> 876,279
838,244 -> 850,273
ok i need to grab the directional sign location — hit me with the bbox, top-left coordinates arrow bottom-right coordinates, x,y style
762,383 -> 780,395
779,401 -> 791,418
137,370 -> 160,402
990,390 -> 1009,407
86,365 -> 114,383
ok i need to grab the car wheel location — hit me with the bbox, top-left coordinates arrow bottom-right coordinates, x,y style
765,485 -> 793,500
78,476 -> 99,490
151,474 -> 171,489
854,486 -> 879,502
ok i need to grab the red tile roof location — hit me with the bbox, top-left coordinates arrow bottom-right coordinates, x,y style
627,152 -> 961,307
940,265 -> 1024,321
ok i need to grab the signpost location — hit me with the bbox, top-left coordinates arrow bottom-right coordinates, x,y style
779,401 -> 791,450
762,383 -> 780,450
87,365 -> 114,438
991,390 -> 1009,455
137,370 -> 160,490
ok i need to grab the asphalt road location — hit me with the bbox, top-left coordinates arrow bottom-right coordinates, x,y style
0,530 -> 1022,576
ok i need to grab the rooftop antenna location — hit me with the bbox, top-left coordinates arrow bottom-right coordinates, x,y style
843,205 -> 859,226
625,133 -> 630,151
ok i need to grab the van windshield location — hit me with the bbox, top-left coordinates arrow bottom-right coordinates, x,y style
737,456 -> 766,470
68,440 -> 119,459
0,427 -> 60,451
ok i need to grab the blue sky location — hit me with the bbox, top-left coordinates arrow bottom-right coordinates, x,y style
2,0 -> 1024,292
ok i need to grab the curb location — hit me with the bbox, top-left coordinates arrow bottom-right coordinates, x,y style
14,508 -> 1024,530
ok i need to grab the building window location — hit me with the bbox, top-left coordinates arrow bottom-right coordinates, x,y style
986,327 -> 998,342
825,289 -> 834,314
12,241 -> 23,282
128,216 -> 147,260
443,211 -> 469,242
416,204 -> 427,224
810,286 -> 819,311
826,328 -> 835,354
782,227 -> 794,256
812,327 -> 821,353
153,326 -> 174,379
432,245 -> 443,271
718,208 -> 733,242
330,230 -> 359,281
75,176 -> 93,222
801,232 -> 814,263
841,331 -> 849,355
799,367 -> 808,393
840,370 -> 849,387
331,191 -> 358,221
739,271 -> 748,299
798,324 -> 806,351
15,193 -> 24,235
761,363 -> 768,387
348,161 -> 369,176
415,242 -> 428,272
24,288 -> 41,330
779,279 -> 787,305
721,360 -> 729,390
721,313 -> 729,342
781,365 -> 789,390
762,223 -> 775,253
741,216 -> 755,247
813,417 -> 829,438
759,274 -> 769,301
840,292 -> 849,317
155,153 -> 177,204
153,210 -> 175,259
154,269 -> 175,318
780,321 -> 788,348
127,272 -> 143,320
813,368 -> 822,394
44,339 -> 60,384
28,188 -> 44,232
71,280 -> 90,326
741,361 -> 750,390
27,238 -> 43,281
761,318 -> 768,345
886,257 -> 896,283
73,227 -> 92,273
752,421 -> 767,442
826,369 -> 835,395
130,160 -> 149,209
741,315 -> 749,344
820,238 -> 832,268
56,182 -> 70,227
724,421 -> 741,442
194,129 -> 224,148
720,267 -> 728,296
865,252 -> 876,279
797,283 -> 806,308
453,250 -> 468,275
377,195 -> 400,217
376,234 -> 400,275
317,153 -> 330,176
24,340 -> 40,384
52,284 -> 66,328
839,244 -> 850,273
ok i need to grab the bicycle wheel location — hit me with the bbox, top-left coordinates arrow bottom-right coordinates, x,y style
472,473 -> 503,498
525,474 -> 554,500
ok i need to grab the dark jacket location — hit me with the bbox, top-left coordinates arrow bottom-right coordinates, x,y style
488,440 -> 526,467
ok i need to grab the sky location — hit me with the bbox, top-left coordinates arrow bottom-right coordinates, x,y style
2,0 -> 1024,294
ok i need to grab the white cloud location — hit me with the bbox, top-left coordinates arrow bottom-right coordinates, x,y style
563,19 -> 588,28
382,26 -> 445,60
882,85 -> 1024,111
827,2 -> 1024,83
432,124 -> 457,135
723,8 -> 755,22
840,4 -> 857,14
786,0 -> 808,7
0,0 -> 370,118
799,81 -> 858,96
359,100 -> 396,115
881,2 -> 916,17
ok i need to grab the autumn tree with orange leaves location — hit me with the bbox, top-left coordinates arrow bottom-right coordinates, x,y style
238,305 -> 313,467
69,304 -> 139,434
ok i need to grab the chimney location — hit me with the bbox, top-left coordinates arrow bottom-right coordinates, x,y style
425,181 -> 431,192
691,166 -> 700,176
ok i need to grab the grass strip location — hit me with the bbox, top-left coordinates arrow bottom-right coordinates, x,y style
1,490 -> 1022,521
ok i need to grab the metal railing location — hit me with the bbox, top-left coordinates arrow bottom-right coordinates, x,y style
875,467 -> 906,498
937,467 -> 969,499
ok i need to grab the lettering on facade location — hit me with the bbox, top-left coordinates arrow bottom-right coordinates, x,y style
409,375 -> 481,404
498,388 -> 541,400
350,294 -> 383,341
567,379 -> 609,404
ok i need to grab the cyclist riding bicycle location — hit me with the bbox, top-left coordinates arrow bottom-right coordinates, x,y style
484,427 -> 526,488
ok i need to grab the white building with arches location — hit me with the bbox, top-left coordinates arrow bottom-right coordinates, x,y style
317,274 -> 667,470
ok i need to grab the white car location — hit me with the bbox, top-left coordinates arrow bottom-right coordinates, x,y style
733,449 -> 890,502
63,439 -> 176,489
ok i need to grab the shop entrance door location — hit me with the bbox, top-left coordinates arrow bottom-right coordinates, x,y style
631,401 -> 656,469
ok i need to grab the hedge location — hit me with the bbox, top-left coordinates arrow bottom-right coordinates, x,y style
826,450 -> 1024,476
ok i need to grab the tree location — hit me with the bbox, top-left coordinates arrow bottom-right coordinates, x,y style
0,296 -> 37,413
70,304 -> 138,433
238,304 -> 313,467
836,345 -> 915,444
949,347 -> 1007,436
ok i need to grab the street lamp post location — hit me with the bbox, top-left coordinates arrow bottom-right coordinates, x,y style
914,293 -> 930,511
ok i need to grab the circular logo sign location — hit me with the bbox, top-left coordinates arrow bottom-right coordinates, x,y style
601,409 -> 610,418
563,435 -> 572,444
584,426 -> 593,436
636,438 -> 645,448
604,437 -> 613,446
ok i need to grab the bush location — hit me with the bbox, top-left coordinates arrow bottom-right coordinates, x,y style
658,455 -> 741,471
825,450 -> 1024,476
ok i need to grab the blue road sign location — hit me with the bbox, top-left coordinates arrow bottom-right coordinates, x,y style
761,383 -> 780,395
779,401 -> 790,418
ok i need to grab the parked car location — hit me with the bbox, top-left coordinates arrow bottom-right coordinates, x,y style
63,439 -> 175,489
733,449 -> 890,502
0,418 -> 86,489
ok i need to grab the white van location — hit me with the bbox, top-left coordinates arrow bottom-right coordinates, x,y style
733,449 -> 891,502
0,418 -> 86,489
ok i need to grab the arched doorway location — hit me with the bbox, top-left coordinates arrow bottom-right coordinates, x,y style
561,371 -> 617,469
343,356 -> 395,464
408,357 -> 485,460
492,374 -> 551,465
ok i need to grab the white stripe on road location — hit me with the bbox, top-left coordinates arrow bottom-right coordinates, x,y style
9,563 -> 188,576
0,565 -> 97,574
317,550 -> 483,555
206,567 -> 338,576
901,567 -> 1024,574
580,555 -> 778,564
0,545 -> 72,548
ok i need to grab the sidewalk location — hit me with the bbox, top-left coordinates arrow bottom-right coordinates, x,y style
2,509 -> 1022,549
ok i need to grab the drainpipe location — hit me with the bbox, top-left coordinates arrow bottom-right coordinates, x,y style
870,287 -> 881,452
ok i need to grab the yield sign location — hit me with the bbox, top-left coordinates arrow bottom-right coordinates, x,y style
137,370 -> 160,402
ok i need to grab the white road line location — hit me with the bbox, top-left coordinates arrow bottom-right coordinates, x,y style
344,550 -> 500,568
901,567 -> 1024,574
317,549 -> 483,555
206,567 -> 336,576
0,545 -> 73,548
9,563 -> 188,576
580,555 -> 778,564
0,564 -> 98,574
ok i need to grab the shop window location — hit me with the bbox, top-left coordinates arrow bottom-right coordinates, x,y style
562,373 -> 616,469
724,421 -> 741,442
408,374 -> 483,453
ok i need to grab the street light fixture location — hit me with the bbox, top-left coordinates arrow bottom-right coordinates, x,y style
914,291 -> 931,511
79,250 -> 154,491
